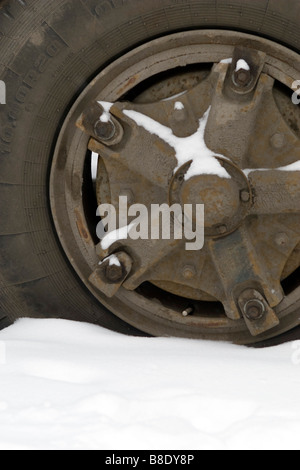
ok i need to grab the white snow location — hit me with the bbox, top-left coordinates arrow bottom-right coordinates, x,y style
220,58 -> 233,64
108,255 -> 121,267
244,161 -> 300,176
98,101 -> 113,123
124,107 -> 230,180
0,318 -> 299,450
174,101 -> 184,111
101,254 -> 122,267
235,59 -> 250,72
277,161 -> 300,172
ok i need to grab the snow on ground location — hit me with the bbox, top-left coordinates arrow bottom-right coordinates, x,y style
0,318 -> 299,450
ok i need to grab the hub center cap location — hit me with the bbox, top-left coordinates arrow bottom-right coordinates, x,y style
169,158 -> 252,237
181,174 -> 240,227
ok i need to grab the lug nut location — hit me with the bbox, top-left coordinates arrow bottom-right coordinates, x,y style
233,61 -> 252,88
105,263 -> 124,283
244,299 -> 265,321
91,252 -> 132,298
94,119 -> 116,141
234,70 -> 251,87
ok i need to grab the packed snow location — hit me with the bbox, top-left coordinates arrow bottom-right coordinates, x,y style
220,58 -> 233,64
174,101 -> 185,111
95,101 -> 231,180
124,107 -> 230,180
243,160 -> 300,176
0,318 -> 299,450
278,161 -> 300,172
235,59 -> 250,72
98,101 -> 113,123
100,254 -> 121,267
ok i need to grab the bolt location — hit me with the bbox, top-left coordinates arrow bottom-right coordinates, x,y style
240,189 -> 251,203
233,68 -> 252,88
183,265 -> 196,280
275,232 -> 289,247
270,133 -> 285,149
105,263 -> 124,283
182,307 -> 194,317
94,119 -> 116,141
217,225 -> 227,235
244,299 -> 265,321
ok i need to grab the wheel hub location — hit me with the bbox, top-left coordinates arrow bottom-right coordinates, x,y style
86,55 -> 300,334
170,157 -> 251,234
181,174 -> 239,227
50,30 -> 300,343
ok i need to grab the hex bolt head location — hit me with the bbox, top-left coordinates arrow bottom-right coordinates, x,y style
94,119 -> 116,141
244,299 -> 265,321
105,263 -> 124,283
270,133 -> 285,149
233,68 -> 252,88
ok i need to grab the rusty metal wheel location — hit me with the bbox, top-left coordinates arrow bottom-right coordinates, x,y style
50,30 -> 300,344
1,0 -> 300,345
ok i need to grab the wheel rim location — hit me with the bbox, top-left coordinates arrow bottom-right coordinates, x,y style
50,30 -> 300,344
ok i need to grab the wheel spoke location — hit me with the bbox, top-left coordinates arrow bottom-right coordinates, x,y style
96,215 -> 184,291
248,167 -> 300,215
82,73 -> 215,190
208,226 -> 282,335
204,48 -> 270,168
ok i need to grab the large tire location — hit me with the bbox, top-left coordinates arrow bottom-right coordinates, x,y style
0,0 -> 299,340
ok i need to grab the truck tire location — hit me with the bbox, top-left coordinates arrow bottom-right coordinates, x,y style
0,0 -> 299,344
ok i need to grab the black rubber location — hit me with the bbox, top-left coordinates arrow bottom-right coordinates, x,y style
0,0 -> 299,337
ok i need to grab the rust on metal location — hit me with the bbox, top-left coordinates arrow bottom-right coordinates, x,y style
75,208 -> 92,244
87,52 -> 300,335
50,31 -> 300,342
89,252 -> 133,298
238,289 -> 280,336
116,74 -> 140,97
